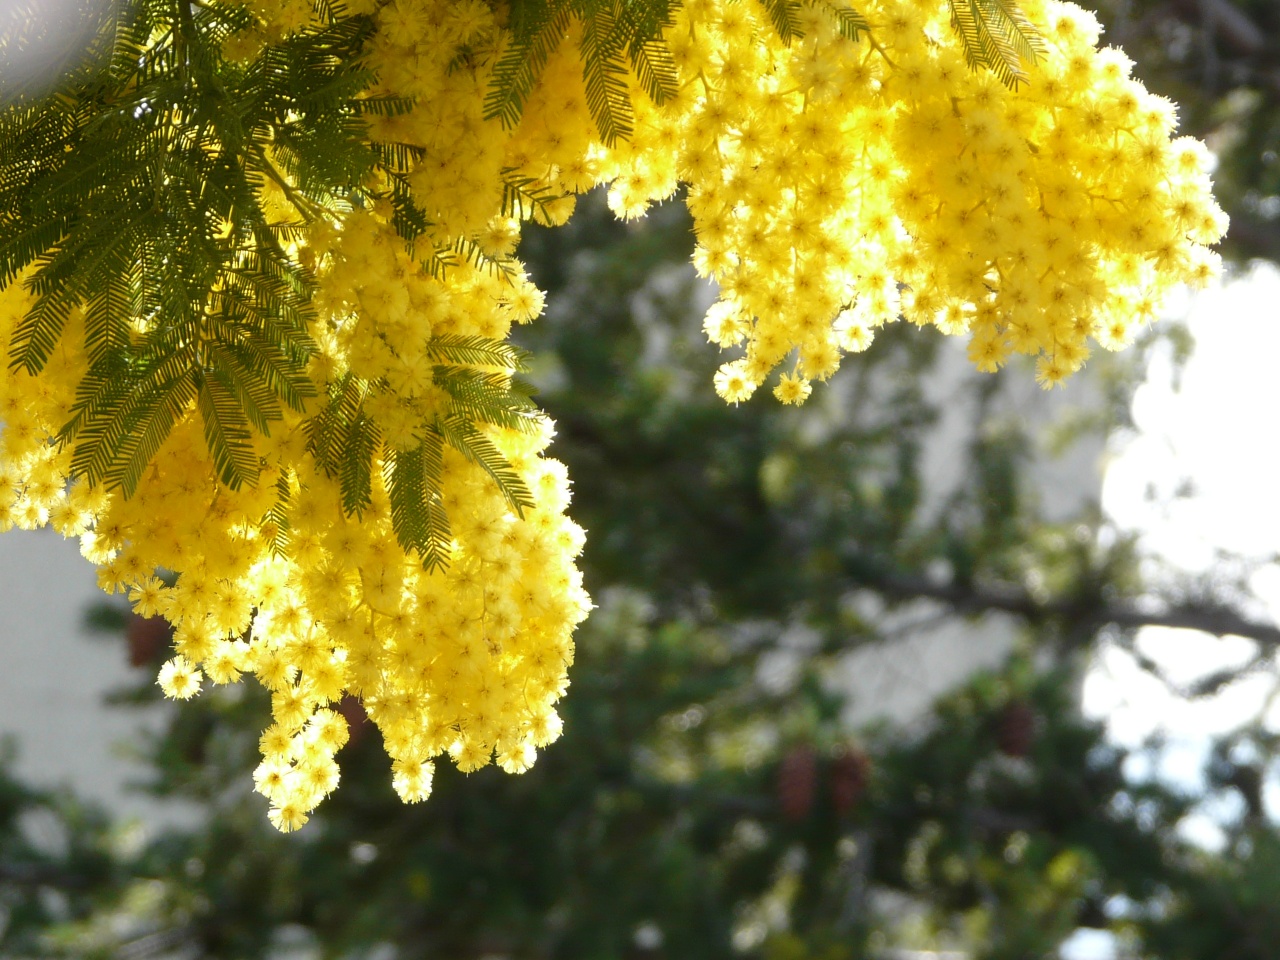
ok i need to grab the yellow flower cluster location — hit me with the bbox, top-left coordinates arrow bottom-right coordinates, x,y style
0,246 -> 589,830
601,0 -> 1226,398
0,0 -> 595,830
355,0 -> 1226,403
0,0 -> 1225,829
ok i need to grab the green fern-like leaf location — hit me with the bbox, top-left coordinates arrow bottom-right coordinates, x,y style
59,344 -> 197,496
82,256 -> 137,364
10,281 -> 76,374
485,0 -> 681,142
0,0 -> 774,578
484,0 -> 573,130
806,0 -> 870,42
303,373 -> 384,519
615,0 -> 677,103
117,375 -> 196,497
305,373 -> 367,476
628,36 -> 679,105
59,366 -> 131,480
437,415 -> 536,516
351,94 -> 416,118
205,340 -> 285,435
197,369 -> 260,491
212,323 -> 314,416
434,365 -> 544,435
948,0 -> 1045,87
579,2 -> 634,145
501,172 -> 561,222
422,334 -> 532,372
376,170 -> 432,245
385,430 -> 452,571
757,0 -> 805,43
426,237 -> 518,283
264,472 -> 294,558
0,0 -> 386,512
339,410 -> 380,516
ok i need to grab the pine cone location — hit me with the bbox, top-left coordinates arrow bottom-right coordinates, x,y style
777,744 -> 817,822
830,746 -> 870,817
996,699 -> 1037,758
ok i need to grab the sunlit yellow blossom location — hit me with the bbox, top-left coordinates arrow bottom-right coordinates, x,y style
0,0 -> 1225,831
773,373 -> 812,406
157,656 -> 203,700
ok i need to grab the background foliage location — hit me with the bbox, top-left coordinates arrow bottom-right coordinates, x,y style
0,183 -> 1265,958
0,0 -> 1279,956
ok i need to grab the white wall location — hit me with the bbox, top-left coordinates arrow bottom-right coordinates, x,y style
833,339 -> 1106,728
0,527 -> 169,820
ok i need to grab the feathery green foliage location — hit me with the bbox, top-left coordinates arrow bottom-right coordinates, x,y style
421,333 -> 533,371
0,0 -> 369,490
264,471 -> 295,556
948,0 -> 1045,87
385,429 -> 451,571
815,0 -> 871,42
437,415 -> 537,514
486,0 -> 679,145
501,171 -> 564,222
0,0 -> 1044,571
758,0 -> 806,44
0,0 -> 544,568
485,0 -> 1036,149
304,334 -> 539,562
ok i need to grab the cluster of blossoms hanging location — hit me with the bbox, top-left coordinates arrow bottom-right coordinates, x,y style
0,0 -> 1224,829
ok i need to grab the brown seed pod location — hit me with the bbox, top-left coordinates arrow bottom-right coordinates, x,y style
996,699 -> 1037,758
126,614 -> 172,668
830,745 -> 871,817
777,744 -> 818,822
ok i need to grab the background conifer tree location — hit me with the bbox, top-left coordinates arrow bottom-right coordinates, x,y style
0,180 -> 1270,957
0,0 -> 1276,954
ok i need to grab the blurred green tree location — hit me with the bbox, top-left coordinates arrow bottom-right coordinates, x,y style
0,187 -> 1269,960
1,1 -> 1278,956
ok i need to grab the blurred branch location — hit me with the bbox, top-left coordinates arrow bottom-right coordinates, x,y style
115,925 -> 195,960
968,807 -> 1041,835
845,558 -> 1280,647
1173,0 -> 1266,57
0,860 -> 92,889
1225,215 -> 1280,263
1177,0 -> 1269,56
1164,0 -> 1280,97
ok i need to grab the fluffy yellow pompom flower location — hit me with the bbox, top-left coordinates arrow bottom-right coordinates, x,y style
157,656 -> 203,700
0,0 -> 1226,831
588,0 -> 1226,398
774,373 -> 813,406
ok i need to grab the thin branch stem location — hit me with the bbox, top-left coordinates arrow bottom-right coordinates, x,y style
843,555 -> 1280,647
250,143 -> 326,222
